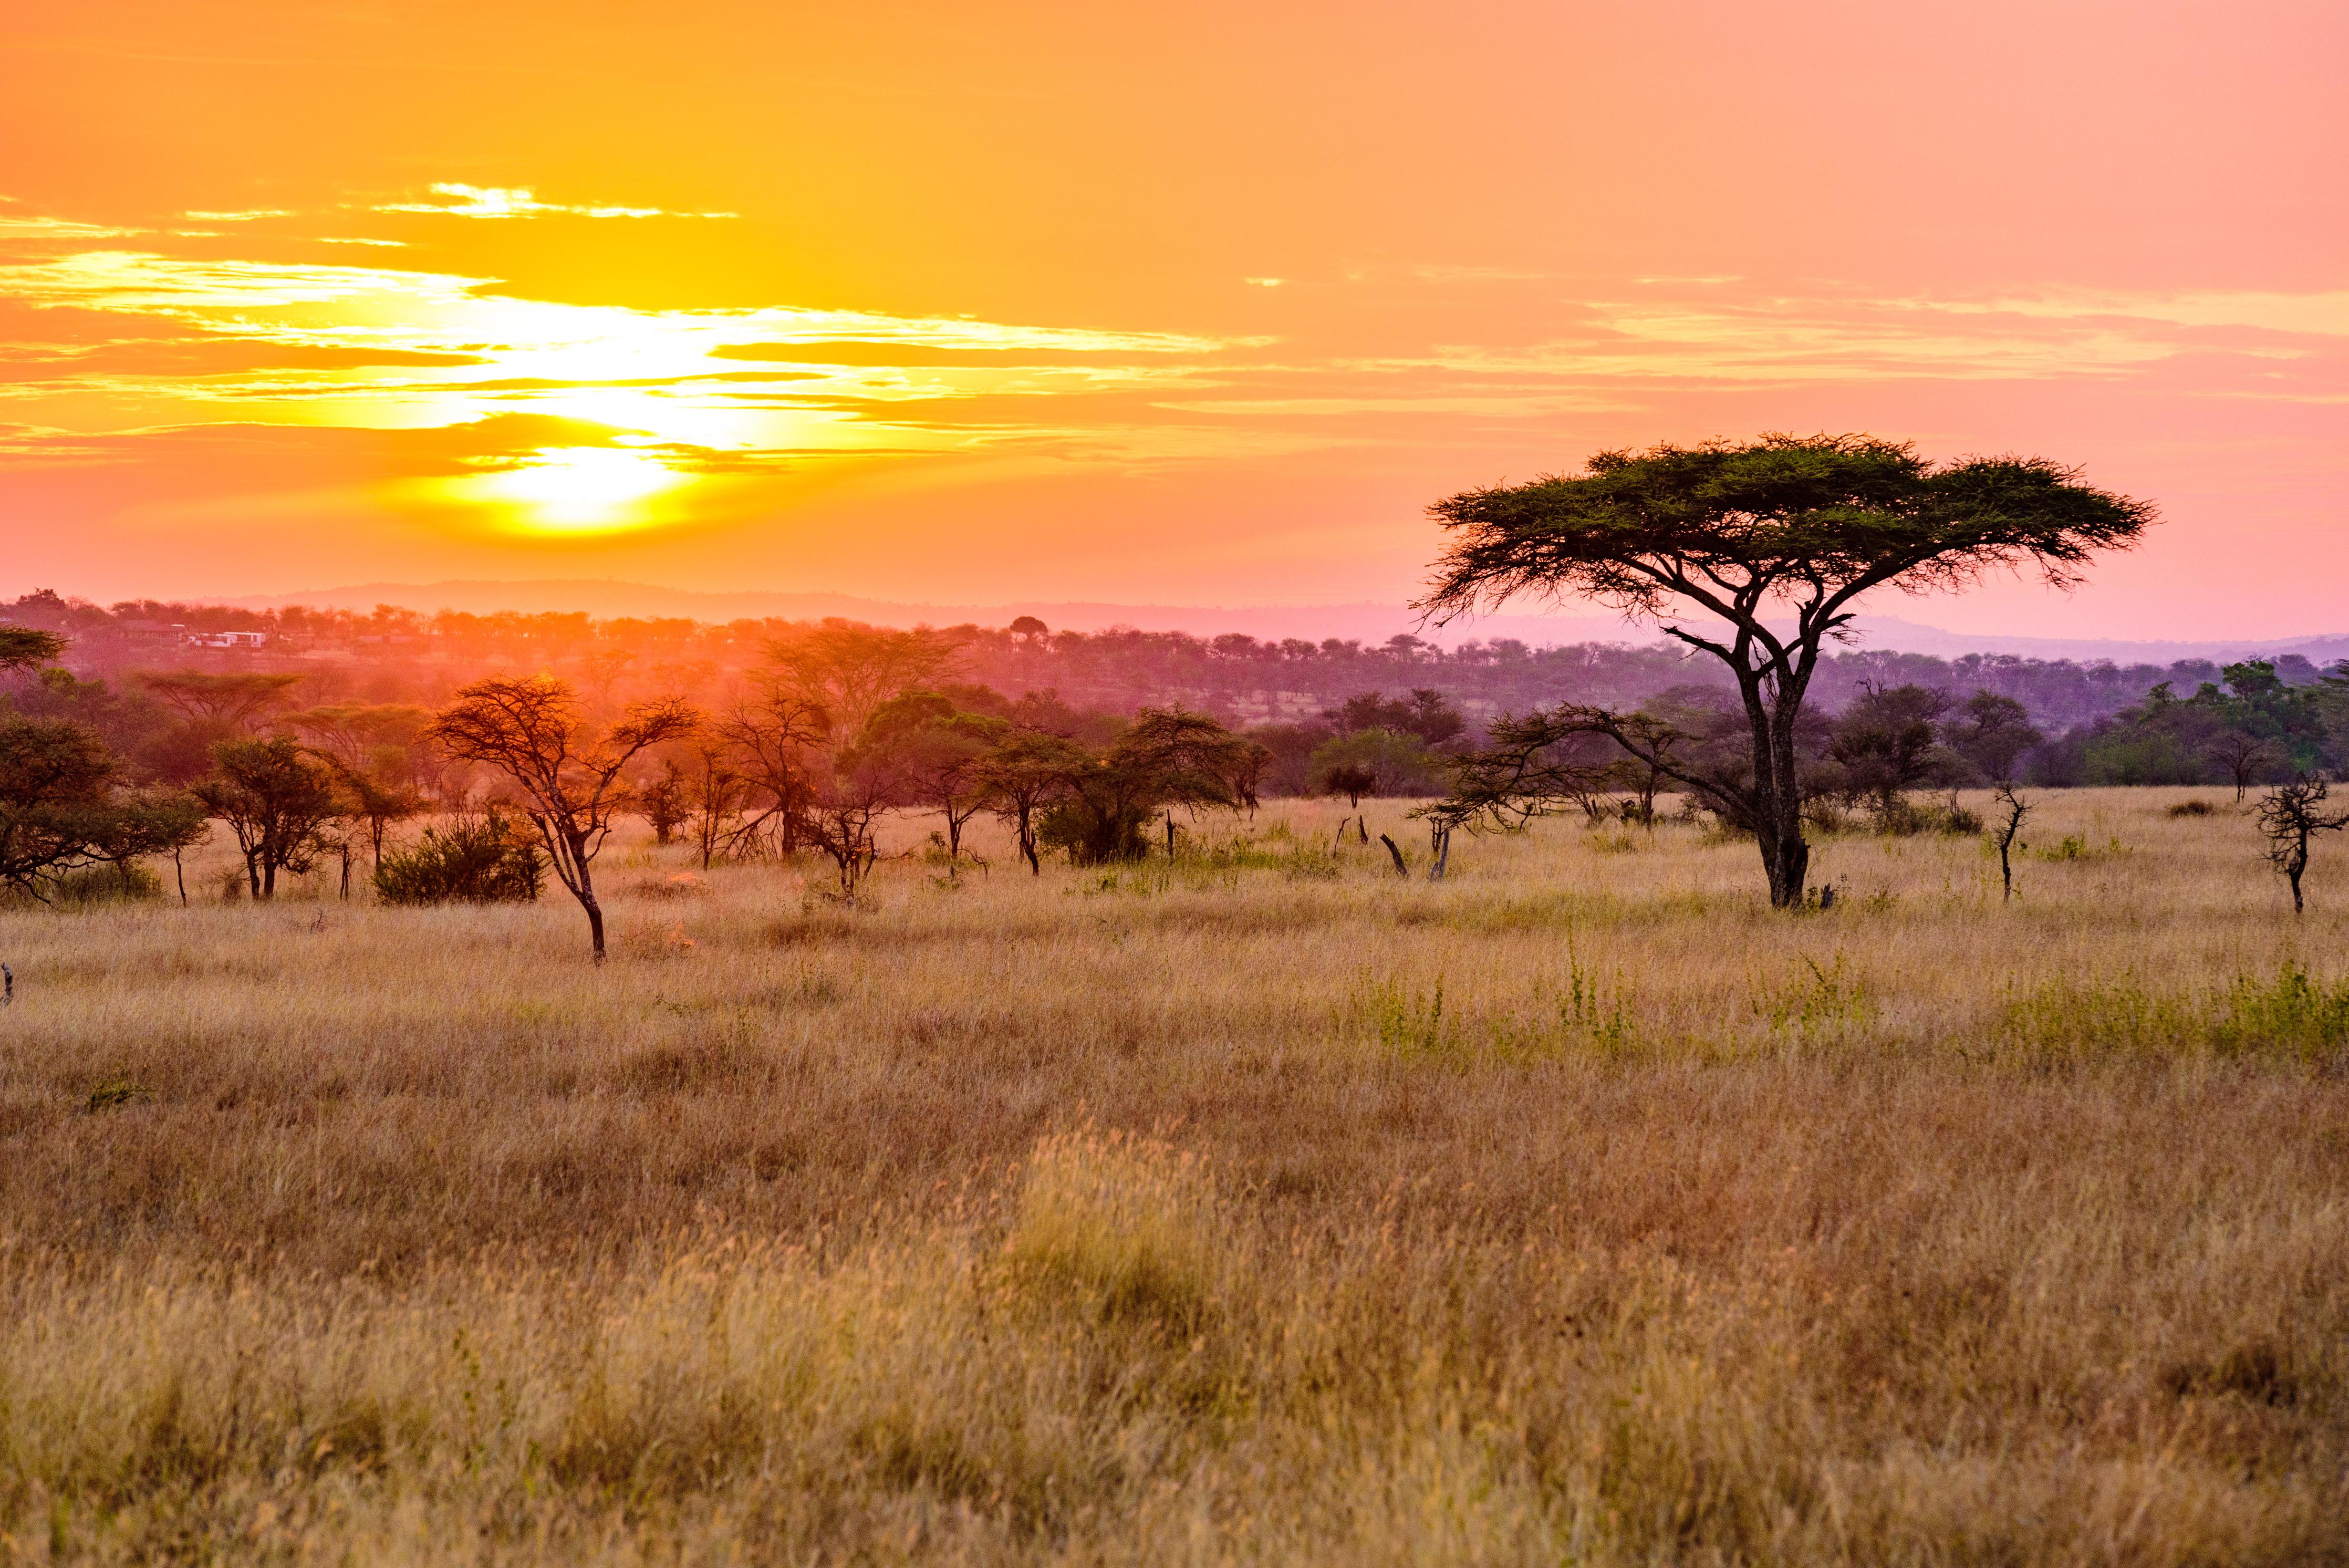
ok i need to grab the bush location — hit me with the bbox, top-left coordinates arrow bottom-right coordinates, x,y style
374,812 -> 545,906
1038,797 -> 1153,865
1306,729 -> 1445,799
54,862 -> 164,906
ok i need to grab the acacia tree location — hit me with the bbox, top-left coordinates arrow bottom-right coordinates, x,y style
0,627 -> 68,672
1420,434 -> 2155,906
2210,732 -> 2278,803
426,677 -> 700,959
0,717 -> 121,898
192,736 -> 343,899
972,729 -> 1087,875
1041,708 -> 1257,865
866,691 -> 1008,873
136,670 -> 303,729
1942,691 -> 2042,784
1827,683 -> 1953,819
2256,775 -> 2349,915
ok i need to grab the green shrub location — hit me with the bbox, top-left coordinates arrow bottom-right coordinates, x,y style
374,812 -> 545,906
1038,797 -> 1153,865
53,863 -> 164,906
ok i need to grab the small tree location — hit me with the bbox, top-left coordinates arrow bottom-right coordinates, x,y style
0,717 -> 120,899
1319,761 -> 1378,808
192,736 -> 343,899
1942,691 -> 2042,784
1420,434 -> 2154,906
2209,731 -> 2278,803
972,729 -> 1086,875
425,677 -> 700,959
323,757 -> 426,871
638,757 -> 690,845
2256,775 -> 2349,915
1990,782 -> 2031,901
1827,683 -> 1953,824
689,745 -> 742,871
1042,709 -> 1255,865
865,691 -> 1009,874
91,787 -> 210,902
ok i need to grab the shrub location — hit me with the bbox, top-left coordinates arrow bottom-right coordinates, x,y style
373,811 -> 545,906
1038,796 -> 1155,865
54,862 -> 163,906
1307,729 -> 1444,799
2168,799 -> 2218,818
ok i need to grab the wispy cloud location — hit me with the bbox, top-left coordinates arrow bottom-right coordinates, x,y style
367,184 -> 737,221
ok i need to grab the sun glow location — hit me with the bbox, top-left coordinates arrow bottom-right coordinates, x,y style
479,447 -> 688,532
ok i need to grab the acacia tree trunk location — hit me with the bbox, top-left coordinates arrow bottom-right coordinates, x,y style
570,832 -> 607,961
1738,673 -> 1811,909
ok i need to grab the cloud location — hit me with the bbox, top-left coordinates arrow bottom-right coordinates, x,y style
367,184 -> 737,221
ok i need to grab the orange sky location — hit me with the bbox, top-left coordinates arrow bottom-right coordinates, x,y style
3,1 -> 2344,636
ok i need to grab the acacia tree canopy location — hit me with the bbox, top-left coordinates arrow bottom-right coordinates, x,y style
1419,434 -> 2155,906
427,677 -> 700,958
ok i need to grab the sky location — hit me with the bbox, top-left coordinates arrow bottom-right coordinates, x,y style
2,0 -> 2344,637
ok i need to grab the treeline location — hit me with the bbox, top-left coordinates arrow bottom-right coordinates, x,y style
12,588 -> 2333,743
0,621 -> 1327,958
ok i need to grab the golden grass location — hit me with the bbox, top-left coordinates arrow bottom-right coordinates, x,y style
0,789 -> 2344,1564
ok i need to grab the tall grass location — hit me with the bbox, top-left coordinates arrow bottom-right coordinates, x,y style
0,788 -> 2343,1563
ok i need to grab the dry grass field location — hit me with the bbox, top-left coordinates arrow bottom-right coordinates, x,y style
1,787 -> 2345,1565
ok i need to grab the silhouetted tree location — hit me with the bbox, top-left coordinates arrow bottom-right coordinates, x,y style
323,756 -> 426,869
1318,761 -> 1378,808
136,670 -> 303,730
2209,731 -> 2278,803
866,690 -> 1009,873
427,677 -> 700,959
2256,775 -> 2348,915
1990,782 -> 2031,901
1421,434 -> 2155,905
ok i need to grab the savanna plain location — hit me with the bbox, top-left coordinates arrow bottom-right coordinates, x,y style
2,789 -> 2345,1566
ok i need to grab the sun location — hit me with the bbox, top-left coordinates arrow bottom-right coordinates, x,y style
481,446 -> 687,533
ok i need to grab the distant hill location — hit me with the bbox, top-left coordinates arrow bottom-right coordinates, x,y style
211,579 -> 1644,649
210,578 -> 2348,666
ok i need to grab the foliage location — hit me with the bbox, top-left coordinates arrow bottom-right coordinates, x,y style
373,809 -> 546,906
0,716 -> 121,898
1940,690 -> 2043,782
1825,683 -> 1957,817
971,728 -> 1088,875
638,757 -> 690,845
0,625 -> 68,670
864,690 -> 1010,866
192,735 -> 342,900
1308,728 -> 1444,801
1419,433 -> 2155,905
1040,708 -> 1257,865
427,676 -> 700,956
